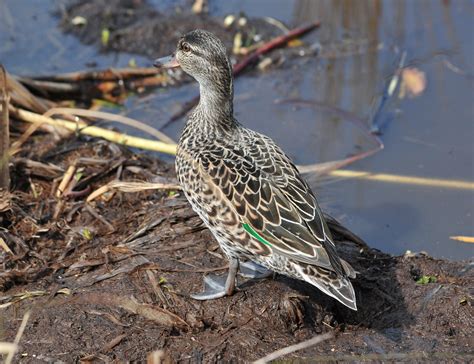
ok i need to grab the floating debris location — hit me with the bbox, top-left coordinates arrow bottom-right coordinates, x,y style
71,16 -> 87,26
399,67 -> 427,98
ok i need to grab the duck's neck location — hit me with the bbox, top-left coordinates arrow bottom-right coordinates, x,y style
195,66 -> 235,128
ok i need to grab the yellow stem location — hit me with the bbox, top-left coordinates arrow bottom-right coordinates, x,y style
10,106 -> 177,156
329,169 -> 474,190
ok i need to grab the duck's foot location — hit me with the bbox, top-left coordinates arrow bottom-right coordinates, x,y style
190,275 -> 230,300
239,261 -> 273,279
190,258 -> 239,300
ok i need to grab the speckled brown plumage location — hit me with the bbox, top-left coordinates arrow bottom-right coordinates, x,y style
159,29 -> 357,310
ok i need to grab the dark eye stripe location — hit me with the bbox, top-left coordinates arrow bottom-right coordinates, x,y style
192,48 -> 204,57
178,39 -> 204,58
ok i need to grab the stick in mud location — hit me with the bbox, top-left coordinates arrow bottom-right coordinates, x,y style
0,65 -> 10,190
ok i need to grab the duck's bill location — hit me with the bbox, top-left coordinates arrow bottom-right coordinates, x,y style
153,55 -> 180,69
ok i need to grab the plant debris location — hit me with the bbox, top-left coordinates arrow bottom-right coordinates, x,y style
416,275 -> 437,285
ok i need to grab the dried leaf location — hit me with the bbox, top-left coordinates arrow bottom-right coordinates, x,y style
0,237 -> 13,255
399,67 -> 426,98
75,292 -> 188,328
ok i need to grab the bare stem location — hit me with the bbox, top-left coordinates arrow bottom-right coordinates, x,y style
0,65 -> 10,190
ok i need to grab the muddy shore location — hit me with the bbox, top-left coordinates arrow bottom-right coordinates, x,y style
1,133 -> 472,362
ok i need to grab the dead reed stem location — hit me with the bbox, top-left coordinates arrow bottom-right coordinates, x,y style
0,65 -> 10,190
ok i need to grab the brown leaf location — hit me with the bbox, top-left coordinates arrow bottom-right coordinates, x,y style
399,67 -> 426,98
73,292 -> 188,328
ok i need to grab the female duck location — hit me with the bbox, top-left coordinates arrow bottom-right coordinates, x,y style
154,29 -> 357,310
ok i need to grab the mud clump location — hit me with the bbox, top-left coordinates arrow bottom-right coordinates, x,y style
58,0 -> 279,58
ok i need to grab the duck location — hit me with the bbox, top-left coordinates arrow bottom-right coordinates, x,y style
154,29 -> 358,310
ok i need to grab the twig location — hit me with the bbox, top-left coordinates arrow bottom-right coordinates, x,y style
146,269 -> 171,307
84,204 -> 115,232
125,216 -> 167,243
18,73 -> 170,102
15,77 -> 80,93
6,71 -> 51,113
13,158 -> 64,178
33,67 -> 161,82
10,106 -> 177,155
296,147 -> 382,176
234,21 -> 320,75
0,65 -> 10,190
64,185 -> 91,199
87,180 -> 180,202
101,333 -> 127,353
253,332 -> 333,364
161,21 -> 321,128
44,108 -> 175,144
442,58 -> 472,77
143,264 -> 228,273
56,164 -> 76,198
262,16 -> 290,33
4,310 -> 31,364
10,122 -> 46,156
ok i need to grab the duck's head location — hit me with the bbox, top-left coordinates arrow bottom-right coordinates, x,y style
154,30 -> 233,102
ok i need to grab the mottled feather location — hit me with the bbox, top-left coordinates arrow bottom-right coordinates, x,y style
172,29 -> 358,310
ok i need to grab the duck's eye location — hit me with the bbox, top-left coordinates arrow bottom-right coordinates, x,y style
181,43 -> 191,52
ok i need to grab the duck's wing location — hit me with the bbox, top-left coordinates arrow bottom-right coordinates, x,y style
199,133 -> 348,278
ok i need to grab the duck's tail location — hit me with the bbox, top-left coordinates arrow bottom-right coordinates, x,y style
293,262 -> 358,311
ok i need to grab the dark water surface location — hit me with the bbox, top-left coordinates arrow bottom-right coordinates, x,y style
1,0 -> 473,260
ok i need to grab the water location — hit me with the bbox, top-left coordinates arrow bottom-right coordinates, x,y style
1,0 -> 472,260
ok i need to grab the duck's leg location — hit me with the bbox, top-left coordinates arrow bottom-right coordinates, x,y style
190,258 -> 239,300
239,261 -> 273,279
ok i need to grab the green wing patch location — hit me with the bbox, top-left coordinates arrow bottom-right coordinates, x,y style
243,223 -> 273,247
